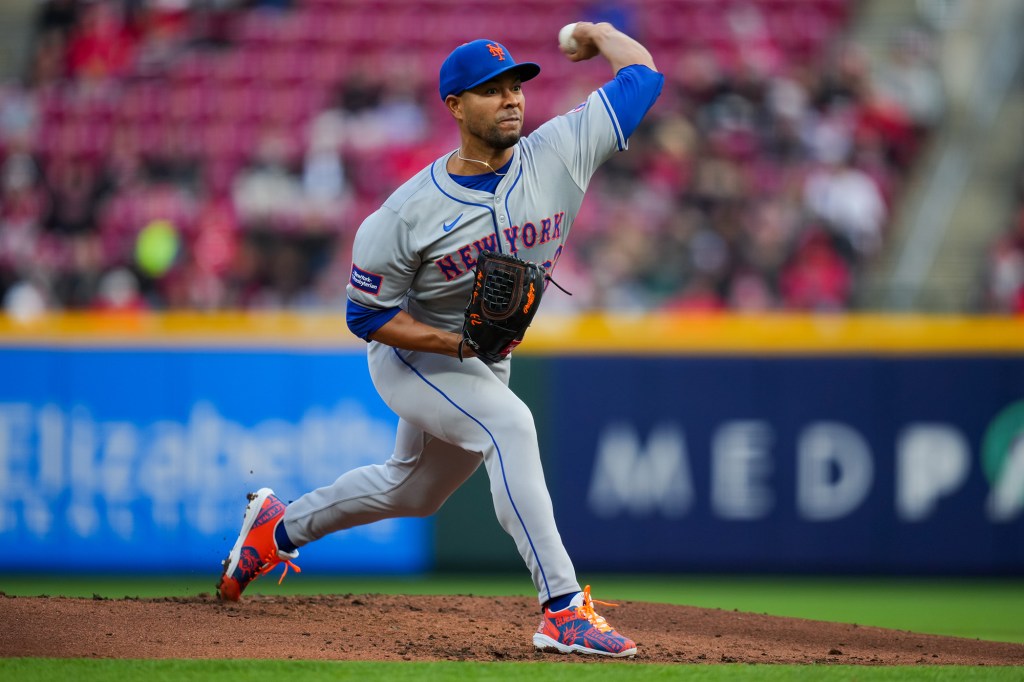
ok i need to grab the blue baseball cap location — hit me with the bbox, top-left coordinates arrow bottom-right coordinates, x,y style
439,39 -> 541,101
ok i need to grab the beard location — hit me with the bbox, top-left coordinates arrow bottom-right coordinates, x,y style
468,118 -> 522,150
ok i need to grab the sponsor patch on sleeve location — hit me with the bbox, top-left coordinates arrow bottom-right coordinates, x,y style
350,264 -> 384,296
567,101 -> 587,114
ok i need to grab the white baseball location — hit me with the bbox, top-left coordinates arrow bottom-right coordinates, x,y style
558,23 -> 579,53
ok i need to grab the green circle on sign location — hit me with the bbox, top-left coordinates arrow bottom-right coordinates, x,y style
981,400 -> 1024,485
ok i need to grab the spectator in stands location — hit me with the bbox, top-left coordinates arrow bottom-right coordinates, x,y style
663,273 -> 727,312
301,103 -> 349,230
145,123 -> 202,194
53,231 -> 106,307
727,270 -> 776,311
337,72 -> 404,152
43,157 -> 105,235
28,0 -> 79,85
987,232 -> 1024,314
92,266 -> 146,311
0,79 -> 39,149
185,0 -> 241,48
873,26 -> 945,132
34,0 -> 80,41
985,171 -> 1024,314
803,149 -> 887,259
27,30 -> 68,87
191,196 -> 239,278
780,228 -> 851,310
65,1 -> 138,82
0,142 -> 47,286
133,0 -> 196,73
764,67 -> 811,164
742,197 -> 802,285
231,131 -> 302,229
264,238 -> 311,307
2,277 -> 49,322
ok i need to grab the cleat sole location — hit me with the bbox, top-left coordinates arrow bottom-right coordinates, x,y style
217,488 -> 275,602
532,633 -> 636,658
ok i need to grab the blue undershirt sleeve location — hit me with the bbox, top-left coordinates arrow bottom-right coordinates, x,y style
346,298 -> 401,341
599,64 -> 664,140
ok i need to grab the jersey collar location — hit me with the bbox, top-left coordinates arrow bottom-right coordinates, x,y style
434,144 -> 522,200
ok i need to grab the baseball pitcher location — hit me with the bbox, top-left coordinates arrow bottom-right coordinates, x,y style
219,22 -> 663,658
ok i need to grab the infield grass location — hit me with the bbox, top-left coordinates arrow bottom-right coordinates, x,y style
1,659 -> 1022,681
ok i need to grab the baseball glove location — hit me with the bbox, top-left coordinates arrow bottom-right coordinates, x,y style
459,251 -> 547,363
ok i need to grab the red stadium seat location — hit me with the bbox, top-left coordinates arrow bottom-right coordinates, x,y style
229,8 -> 278,47
115,83 -> 165,125
206,84 -> 259,125
167,51 -> 208,87
165,83 -> 208,124
260,46 -> 308,86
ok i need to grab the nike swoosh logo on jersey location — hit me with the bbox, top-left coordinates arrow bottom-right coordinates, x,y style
442,214 -> 464,232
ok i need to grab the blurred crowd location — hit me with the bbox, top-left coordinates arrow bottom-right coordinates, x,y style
984,167 -> 1024,314
0,0 -> 946,317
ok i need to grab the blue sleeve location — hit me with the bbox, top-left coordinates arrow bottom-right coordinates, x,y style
346,298 -> 401,341
599,64 -> 664,140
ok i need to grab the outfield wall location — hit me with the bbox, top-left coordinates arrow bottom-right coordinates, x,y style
0,313 -> 1022,575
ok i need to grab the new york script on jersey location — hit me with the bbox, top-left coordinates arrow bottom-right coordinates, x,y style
435,212 -> 566,281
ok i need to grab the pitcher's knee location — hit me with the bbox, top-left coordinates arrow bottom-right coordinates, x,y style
392,491 -> 446,518
494,400 -> 537,439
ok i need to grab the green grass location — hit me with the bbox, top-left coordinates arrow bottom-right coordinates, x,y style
1,659 -> 1023,682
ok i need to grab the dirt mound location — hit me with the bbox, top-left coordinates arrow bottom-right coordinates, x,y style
3,592 -> 1023,665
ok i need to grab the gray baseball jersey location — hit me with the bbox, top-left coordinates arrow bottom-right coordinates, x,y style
283,68 -> 661,605
345,90 -> 622,330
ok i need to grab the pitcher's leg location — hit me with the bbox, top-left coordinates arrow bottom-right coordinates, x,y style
379,346 -> 580,605
283,419 -> 481,545
472,396 -> 581,605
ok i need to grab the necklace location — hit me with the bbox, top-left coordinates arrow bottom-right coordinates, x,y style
455,149 -> 508,176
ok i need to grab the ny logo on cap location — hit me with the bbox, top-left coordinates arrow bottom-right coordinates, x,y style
487,43 -> 506,61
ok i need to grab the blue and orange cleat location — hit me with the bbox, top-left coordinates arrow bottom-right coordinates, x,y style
533,585 -> 637,657
217,488 -> 300,602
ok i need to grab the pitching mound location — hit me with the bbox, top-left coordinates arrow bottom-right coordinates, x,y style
3,593 -> 1023,665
